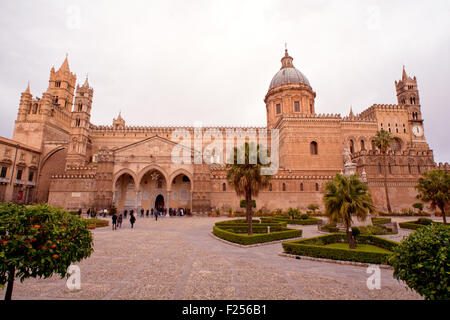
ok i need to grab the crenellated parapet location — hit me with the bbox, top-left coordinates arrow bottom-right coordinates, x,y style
435,162 -> 450,171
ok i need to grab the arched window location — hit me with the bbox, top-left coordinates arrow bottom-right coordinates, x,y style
78,103 -> 82,111
222,183 -> 226,192
378,163 -> 382,174
294,101 -> 300,112
300,183 -> 303,191
371,140 -> 376,151
360,140 -> 365,151
408,163 -> 412,174
282,183 -> 286,191
157,179 -> 163,189
310,141 -> 318,155
315,183 -> 319,192
349,140 -> 354,153
32,103 -> 38,114
410,97 -> 414,104
310,104 -> 313,113
75,118 -> 81,127
417,165 -> 421,174
269,183 -> 272,192
388,163 -> 392,174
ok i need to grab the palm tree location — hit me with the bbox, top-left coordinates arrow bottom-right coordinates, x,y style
374,129 -> 394,214
226,142 -> 271,235
323,173 -> 376,248
416,169 -> 449,224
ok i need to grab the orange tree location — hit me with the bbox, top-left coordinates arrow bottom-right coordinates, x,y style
0,203 -> 94,300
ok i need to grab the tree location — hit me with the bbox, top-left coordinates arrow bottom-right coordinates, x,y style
0,203 -> 94,300
226,142 -> 271,235
374,129 -> 394,213
323,173 -> 376,248
412,202 -> 424,214
286,208 -> 300,220
415,169 -> 449,224
307,204 -> 319,214
389,224 -> 450,300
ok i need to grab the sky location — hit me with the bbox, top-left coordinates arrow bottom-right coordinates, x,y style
0,0 -> 449,163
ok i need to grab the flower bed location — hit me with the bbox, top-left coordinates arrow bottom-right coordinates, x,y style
282,233 -> 398,265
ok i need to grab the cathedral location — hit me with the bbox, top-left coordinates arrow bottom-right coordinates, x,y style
0,50 -> 447,214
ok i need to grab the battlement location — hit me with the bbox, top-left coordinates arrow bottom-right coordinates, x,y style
351,148 -> 434,158
90,124 -> 266,133
359,104 -> 407,119
435,162 -> 450,171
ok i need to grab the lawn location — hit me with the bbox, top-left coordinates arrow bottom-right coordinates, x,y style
323,243 -> 392,254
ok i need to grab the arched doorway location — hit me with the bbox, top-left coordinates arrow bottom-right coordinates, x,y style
139,169 -> 167,212
155,194 -> 165,211
114,172 -> 137,211
169,174 -> 192,214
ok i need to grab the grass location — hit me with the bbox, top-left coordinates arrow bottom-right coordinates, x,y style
323,243 -> 392,254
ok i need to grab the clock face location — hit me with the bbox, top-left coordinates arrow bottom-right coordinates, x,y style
412,125 -> 423,137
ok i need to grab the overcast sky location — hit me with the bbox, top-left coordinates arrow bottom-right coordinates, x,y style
0,0 -> 449,163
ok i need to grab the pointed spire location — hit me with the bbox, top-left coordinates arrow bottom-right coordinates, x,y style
83,74 -> 89,88
349,106 -> 354,118
25,81 -> 31,94
402,65 -> 408,82
58,53 -> 70,72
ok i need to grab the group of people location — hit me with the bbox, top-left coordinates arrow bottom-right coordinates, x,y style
111,212 -> 136,230
80,208 -> 109,218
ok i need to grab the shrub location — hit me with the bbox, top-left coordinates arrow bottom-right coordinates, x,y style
389,224 -> 450,300
282,233 -> 398,264
240,200 -> 256,208
412,202 -> 424,213
261,216 -> 320,225
307,204 -> 320,214
300,214 -> 310,220
399,219 -> 441,230
319,222 -> 339,233
417,218 -> 433,225
358,225 -> 395,235
286,208 -> 300,220
351,227 -> 360,239
213,225 -> 302,245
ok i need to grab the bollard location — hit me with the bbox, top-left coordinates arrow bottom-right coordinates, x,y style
267,226 -> 270,234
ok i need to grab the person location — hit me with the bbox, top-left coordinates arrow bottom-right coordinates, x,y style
78,208 -> 82,216
146,209 -> 149,218
155,210 -> 159,221
180,208 -> 184,216
112,213 -> 117,231
151,208 -> 154,216
117,214 -> 123,228
140,208 -> 144,218
130,209 -> 134,217
130,213 -> 136,228
104,208 -> 108,217
124,209 -> 127,218
87,208 -> 91,218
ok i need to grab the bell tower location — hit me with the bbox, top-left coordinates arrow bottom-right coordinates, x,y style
66,76 -> 94,167
395,66 -> 427,149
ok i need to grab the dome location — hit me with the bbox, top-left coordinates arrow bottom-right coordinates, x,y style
269,67 -> 310,90
268,49 -> 311,90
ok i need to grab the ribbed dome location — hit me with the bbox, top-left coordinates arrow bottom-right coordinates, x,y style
269,67 -> 311,90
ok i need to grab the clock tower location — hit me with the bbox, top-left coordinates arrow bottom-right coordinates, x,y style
395,66 -> 428,149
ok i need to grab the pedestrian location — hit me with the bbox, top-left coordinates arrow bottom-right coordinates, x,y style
130,209 -> 134,217
146,209 -> 149,218
130,213 -> 136,228
155,210 -> 159,221
124,209 -> 127,218
112,213 -> 117,231
180,208 -> 184,216
117,214 -> 123,228
78,208 -> 82,216
151,208 -> 154,216
87,208 -> 91,218
140,208 -> 144,218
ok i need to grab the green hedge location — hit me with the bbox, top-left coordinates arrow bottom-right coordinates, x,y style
371,217 -> 391,225
213,225 -> 302,245
399,219 -> 442,230
86,218 -> 109,228
260,216 -> 320,225
282,233 -> 398,265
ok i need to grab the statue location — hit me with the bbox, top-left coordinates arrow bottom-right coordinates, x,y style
342,147 -> 356,176
343,147 -> 353,165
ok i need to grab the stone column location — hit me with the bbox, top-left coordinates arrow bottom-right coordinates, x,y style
166,190 -> 171,211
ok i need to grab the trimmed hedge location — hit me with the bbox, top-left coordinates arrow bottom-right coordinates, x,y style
86,218 -> 109,228
282,233 -> 399,265
213,225 -> 302,245
371,217 -> 391,225
260,216 -> 320,225
399,219 -> 442,230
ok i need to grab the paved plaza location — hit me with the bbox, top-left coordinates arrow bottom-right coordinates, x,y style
3,216 -> 424,300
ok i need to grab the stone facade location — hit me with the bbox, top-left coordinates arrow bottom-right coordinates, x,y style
0,50 -> 447,214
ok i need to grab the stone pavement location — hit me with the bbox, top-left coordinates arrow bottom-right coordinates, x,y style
3,216 -> 423,300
